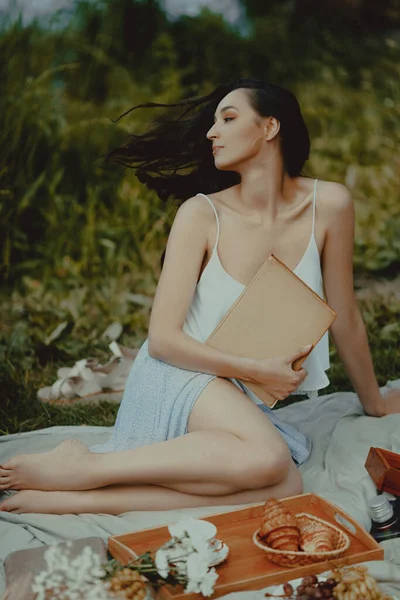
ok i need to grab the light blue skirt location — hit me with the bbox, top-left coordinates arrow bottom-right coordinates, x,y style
90,339 -> 311,466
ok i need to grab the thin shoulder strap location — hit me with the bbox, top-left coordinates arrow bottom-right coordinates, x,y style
312,179 -> 318,237
196,193 -> 220,251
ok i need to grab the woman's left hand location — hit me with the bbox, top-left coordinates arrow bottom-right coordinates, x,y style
377,388 -> 400,416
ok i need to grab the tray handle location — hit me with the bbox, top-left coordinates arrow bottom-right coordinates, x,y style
311,495 -> 369,540
334,513 -> 357,535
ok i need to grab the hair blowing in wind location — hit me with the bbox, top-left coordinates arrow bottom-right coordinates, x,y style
105,79 -> 311,203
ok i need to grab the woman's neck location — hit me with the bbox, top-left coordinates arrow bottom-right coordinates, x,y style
235,163 -> 296,221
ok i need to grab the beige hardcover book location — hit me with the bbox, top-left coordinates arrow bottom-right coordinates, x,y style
205,254 -> 337,408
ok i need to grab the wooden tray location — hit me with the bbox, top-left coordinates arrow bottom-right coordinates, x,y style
108,493 -> 383,599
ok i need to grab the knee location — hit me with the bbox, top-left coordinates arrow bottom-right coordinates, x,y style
232,446 -> 293,490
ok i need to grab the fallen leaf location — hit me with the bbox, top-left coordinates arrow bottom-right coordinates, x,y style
44,321 -> 69,345
101,321 -> 123,341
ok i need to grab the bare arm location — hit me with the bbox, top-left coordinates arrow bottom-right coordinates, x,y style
321,183 -> 386,416
147,197 -> 256,381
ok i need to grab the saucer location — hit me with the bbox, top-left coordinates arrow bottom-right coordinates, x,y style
208,540 -> 229,567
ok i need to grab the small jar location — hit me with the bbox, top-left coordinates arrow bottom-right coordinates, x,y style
368,494 -> 398,530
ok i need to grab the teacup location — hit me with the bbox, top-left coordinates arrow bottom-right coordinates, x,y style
168,517 -> 218,547
168,518 -> 228,566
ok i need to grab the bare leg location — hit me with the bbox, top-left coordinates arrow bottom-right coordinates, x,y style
0,460 -> 302,514
0,379 -> 295,494
0,435 -> 241,493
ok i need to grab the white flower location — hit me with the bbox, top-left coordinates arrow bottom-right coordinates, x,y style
32,544 -> 114,600
33,532 -> 219,599
179,535 -> 195,554
155,548 -> 169,579
159,518 -> 220,597
91,566 -> 107,578
186,552 -> 210,583
199,569 -> 219,597
168,517 -> 198,540
173,560 -> 187,578
184,578 -> 201,594
189,534 -> 213,556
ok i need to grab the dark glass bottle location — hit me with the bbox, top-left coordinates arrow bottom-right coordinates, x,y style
369,494 -> 400,542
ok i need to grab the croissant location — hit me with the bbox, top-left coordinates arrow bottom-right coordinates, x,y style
298,516 -> 333,552
259,498 -> 300,551
265,526 -> 300,551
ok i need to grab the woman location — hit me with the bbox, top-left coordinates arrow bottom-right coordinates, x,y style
1,79 -> 399,514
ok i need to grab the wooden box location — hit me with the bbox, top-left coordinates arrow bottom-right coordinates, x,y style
108,493 -> 383,599
365,447 -> 400,495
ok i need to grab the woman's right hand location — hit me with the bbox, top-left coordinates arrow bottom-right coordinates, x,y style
249,345 -> 313,401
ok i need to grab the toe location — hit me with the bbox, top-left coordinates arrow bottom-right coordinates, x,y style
0,467 -> 12,476
0,481 -> 12,491
0,498 -> 11,511
1,458 -> 17,470
0,493 -> 20,512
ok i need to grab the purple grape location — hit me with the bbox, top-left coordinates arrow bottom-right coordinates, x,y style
283,583 -> 293,596
304,585 -> 316,596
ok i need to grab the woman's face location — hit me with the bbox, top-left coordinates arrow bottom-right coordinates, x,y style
206,88 -> 277,171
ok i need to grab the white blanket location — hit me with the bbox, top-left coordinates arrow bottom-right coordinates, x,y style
1,378 -> 400,596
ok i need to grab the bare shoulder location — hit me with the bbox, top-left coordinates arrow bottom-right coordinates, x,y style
174,196 -> 220,231
316,180 -> 354,218
171,194 -> 216,238
174,194 -> 216,221
169,194 -> 217,254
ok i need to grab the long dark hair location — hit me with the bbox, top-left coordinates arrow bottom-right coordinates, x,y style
106,79 -> 311,266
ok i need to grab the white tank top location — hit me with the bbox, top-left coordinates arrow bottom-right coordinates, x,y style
182,179 -> 330,403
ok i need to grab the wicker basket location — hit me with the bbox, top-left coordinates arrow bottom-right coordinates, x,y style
253,512 -> 351,568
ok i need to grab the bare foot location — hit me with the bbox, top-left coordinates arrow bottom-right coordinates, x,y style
0,439 -> 105,492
